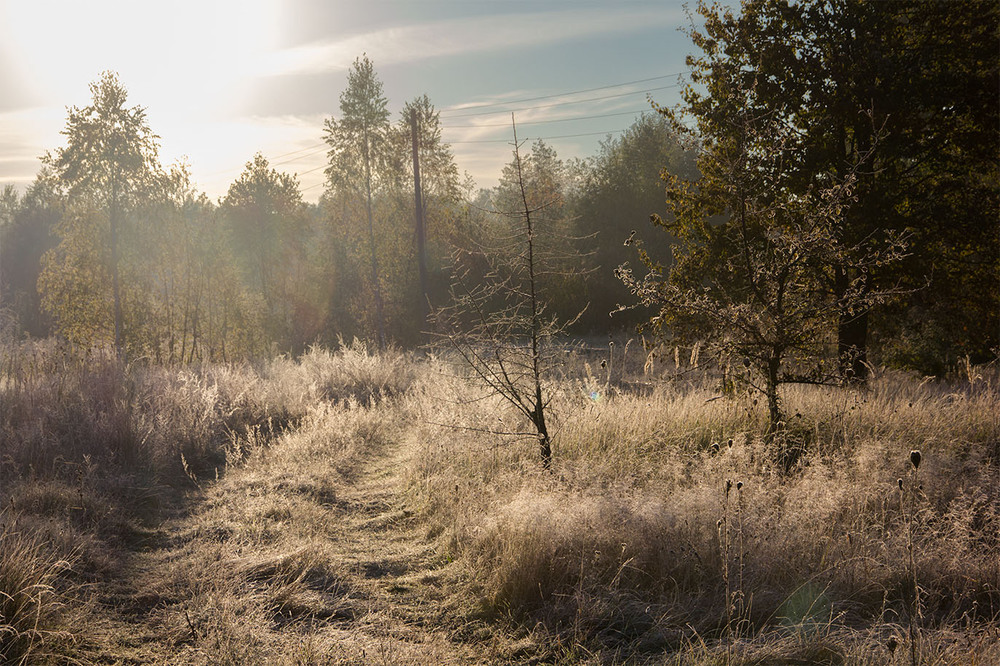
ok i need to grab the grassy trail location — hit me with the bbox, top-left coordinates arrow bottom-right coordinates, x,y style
91,404 -> 481,664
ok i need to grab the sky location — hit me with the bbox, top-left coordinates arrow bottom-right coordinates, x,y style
0,0 -> 700,203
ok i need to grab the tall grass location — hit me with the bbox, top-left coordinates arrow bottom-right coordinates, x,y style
0,338 -> 417,663
406,352 -> 1000,661
1,333 -> 997,662
0,520 -> 81,665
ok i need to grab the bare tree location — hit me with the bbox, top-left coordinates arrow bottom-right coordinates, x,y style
432,119 -> 585,469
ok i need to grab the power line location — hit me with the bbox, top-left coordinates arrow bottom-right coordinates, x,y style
444,107 -> 653,129
294,163 -> 327,177
270,142 -> 328,161
439,83 -> 682,119
449,128 -> 630,144
439,71 -> 687,117
272,145 -> 328,166
202,143 -> 327,178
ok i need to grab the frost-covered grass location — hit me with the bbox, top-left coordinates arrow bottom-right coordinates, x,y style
1,339 -> 997,663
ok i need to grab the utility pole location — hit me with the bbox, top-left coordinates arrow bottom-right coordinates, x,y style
410,107 -> 429,326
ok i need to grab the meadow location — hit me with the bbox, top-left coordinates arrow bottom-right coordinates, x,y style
1,339 -> 998,664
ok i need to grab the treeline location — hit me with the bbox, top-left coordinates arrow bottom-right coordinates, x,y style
2,0 -> 997,375
0,63 -> 694,362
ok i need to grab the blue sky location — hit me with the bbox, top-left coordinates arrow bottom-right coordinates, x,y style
0,0 -> 700,201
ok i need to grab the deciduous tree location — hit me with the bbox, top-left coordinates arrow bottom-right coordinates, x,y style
434,123 -> 585,469
619,79 -> 905,454
677,0 -> 999,377
222,154 -> 308,348
39,71 -> 161,358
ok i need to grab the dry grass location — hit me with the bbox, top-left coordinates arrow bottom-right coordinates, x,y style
1,338 -> 998,663
405,349 -> 1000,662
0,521 -> 84,665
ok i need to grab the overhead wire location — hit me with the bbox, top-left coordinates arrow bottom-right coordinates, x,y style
444,107 -> 653,128
439,83 -> 682,119
449,129 -> 631,144
438,71 -> 687,117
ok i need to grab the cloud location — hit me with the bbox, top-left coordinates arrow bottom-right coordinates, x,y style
261,7 -> 684,78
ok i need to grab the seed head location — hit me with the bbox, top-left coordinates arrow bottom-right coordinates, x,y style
727,438 -> 734,448
897,478 -> 903,490
909,450 -> 922,470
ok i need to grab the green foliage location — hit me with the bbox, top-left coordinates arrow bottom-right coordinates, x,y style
621,48 -> 905,434
0,174 -> 60,337
679,0 -> 999,374
222,154 -> 310,350
574,113 -> 699,331
323,55 -> 393,199
487,138 -> 590,323
147,164 -> 268,362
321,60 -> 464,347
323,55 -> 393,348
38,71 -> 161,358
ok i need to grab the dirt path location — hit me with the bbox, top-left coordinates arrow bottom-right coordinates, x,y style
92,414 -> 491,664
304,438 -> 481,664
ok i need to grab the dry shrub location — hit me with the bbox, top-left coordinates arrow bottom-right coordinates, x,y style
0,347 -> 144,478
134,362 -> 283,481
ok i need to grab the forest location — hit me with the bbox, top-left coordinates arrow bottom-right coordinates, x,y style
1,0 -> 998,664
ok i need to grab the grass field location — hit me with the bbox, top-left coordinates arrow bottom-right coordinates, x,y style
1,340 -> 998,664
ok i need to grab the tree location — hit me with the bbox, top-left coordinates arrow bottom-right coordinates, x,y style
222,154 -> 308,348
619,78 -> 905,451
491,139 -> 587,323
0,185 -> 17,229
678,0 -> 999,377
143,163 -> 265,363
38,71 -> 161,358
324,55 -> 392,348
433,122 -> 584,469
396,95 -> 463,325
573,113 -> 699,331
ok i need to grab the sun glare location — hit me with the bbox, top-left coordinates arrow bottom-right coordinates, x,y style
2,0 -> 283,194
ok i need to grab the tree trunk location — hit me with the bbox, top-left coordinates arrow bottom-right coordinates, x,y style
364,133 -> 387,350
765,353 -> 782,435
835,265 -> 869,382
513,117 -> 552,470
110,176 -> 124,361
